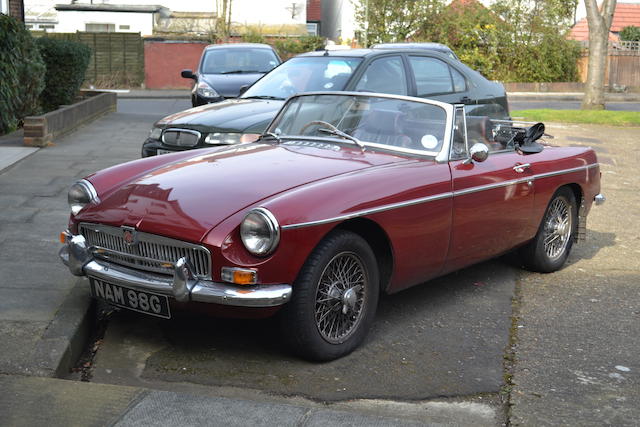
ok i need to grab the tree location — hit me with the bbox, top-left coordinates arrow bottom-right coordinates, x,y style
581,0 -> 617,110
353,0 -> 442,46
619,25 -> 640,42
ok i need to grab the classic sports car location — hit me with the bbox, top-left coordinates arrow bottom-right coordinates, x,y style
60,92 -> 604,361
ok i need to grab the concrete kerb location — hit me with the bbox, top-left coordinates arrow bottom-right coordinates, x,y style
507,91 -> 640,102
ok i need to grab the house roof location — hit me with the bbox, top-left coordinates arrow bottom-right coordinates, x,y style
55,4 -> 168,14
569,3 -> 640,42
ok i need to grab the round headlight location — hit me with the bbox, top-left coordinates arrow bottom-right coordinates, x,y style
240,208 -> 280,256
68,179 -> 99,215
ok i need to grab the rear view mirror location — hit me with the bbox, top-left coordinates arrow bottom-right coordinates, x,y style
239,85 -> 249,95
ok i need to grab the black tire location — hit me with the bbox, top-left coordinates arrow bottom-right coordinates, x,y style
280,230 -> 379,361
520,187 -> 578,273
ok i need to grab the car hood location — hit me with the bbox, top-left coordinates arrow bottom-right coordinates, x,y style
156,98 -> 283,133
78,142 -> 407,243
201,73 -> 264,98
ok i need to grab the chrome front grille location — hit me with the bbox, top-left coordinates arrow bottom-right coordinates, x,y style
162,128 -> 201,147
79,223 -> 211,279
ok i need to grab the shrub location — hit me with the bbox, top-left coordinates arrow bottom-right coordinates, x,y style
620,26 -> 640,42
0,15 -> 45,134
274,36 -> 325,59
36,37 -> 92,112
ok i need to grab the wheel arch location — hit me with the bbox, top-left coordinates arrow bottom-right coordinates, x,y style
333,218 -> 394,294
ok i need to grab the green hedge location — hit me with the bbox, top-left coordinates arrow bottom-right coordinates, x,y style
0,15 -> 45,134
36,37 -> 92,112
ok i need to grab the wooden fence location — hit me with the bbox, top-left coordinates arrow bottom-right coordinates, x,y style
578,42 -> 640,91
33,32 -> 145,87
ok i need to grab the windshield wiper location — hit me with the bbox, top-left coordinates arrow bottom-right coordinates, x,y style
243,95 -> 285,100
318,127 -> 365,151
220,70 -> 260,74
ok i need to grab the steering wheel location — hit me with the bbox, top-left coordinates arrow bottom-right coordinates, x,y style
299,120 -> 339,135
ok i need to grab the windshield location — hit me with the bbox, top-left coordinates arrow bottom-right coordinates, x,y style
268,94 -> 448,155
200,48 -> 279,74
242,57 -> 362,100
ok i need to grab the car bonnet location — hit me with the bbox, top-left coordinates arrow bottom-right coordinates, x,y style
76,142 -> 409,243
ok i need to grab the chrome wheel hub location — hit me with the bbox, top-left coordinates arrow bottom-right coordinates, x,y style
543,197 -> 572,260
315,252 -> 366,344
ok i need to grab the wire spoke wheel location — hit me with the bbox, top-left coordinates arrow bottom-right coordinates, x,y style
542,197 -> 572,261
314,251 -> 367,344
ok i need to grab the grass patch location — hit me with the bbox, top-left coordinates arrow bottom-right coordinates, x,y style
511,109 -> 640,126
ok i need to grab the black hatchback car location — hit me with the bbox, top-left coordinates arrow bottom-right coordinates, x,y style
181,43 -> 281,107
143,48 -> 509,157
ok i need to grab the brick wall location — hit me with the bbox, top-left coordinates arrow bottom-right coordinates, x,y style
307,0 -> 321,21
144,41 -> 208,89
8,0 -> 24,21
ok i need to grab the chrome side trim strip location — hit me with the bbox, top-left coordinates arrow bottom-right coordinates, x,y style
452,177 -> 532,196
533,163 -> 598,180
281,163 -> 599,230
281,192 -> 454,230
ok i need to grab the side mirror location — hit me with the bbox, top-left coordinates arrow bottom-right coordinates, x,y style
181,69 -> 196,80
464,143 -> 489,164
239,84 -> 249,95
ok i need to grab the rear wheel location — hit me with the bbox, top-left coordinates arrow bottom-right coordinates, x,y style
520,187 -> 577,272
280,230 -> 379,361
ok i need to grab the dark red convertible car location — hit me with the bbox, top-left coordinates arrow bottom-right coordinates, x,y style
60,92 -> 604,361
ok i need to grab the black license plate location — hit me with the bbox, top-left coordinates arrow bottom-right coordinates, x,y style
89,278 -> 171,319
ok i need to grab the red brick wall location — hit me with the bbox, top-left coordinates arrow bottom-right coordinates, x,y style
307,0 -> 321,22
144,41 -> 208,89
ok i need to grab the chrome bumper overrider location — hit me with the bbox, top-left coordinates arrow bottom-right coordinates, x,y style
59,234 -> 292,307
594,193 -> 606,206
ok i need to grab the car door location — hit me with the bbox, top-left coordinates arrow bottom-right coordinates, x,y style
443,106 -> 535,273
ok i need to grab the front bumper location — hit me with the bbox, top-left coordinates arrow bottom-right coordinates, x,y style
59,234 -> 292,307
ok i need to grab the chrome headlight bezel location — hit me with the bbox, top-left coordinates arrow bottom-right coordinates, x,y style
240,208 -> 280,257
68,179 -> 99,215
196,81 -> 219,98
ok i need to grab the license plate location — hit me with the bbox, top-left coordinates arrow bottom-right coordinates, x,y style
89,278 -> 171,319
157,149 -> 174,155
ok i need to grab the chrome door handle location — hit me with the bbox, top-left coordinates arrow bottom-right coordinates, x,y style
513,163 -> 531,173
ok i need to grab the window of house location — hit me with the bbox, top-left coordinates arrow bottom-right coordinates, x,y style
39,24 -> 55,30
119,25 -> 130,30
0,0 -> 8,15
86,23 -> 116,32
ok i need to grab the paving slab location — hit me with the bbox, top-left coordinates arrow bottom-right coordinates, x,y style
0,147 -> 39,172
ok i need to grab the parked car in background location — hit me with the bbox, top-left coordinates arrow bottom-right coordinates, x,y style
61,92 -> 604,361
143,48 -> 509,157
181,43 -> 281,107
371,42 -> 459,61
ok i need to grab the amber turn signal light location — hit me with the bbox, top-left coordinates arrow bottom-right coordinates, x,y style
221,267 -> 257,285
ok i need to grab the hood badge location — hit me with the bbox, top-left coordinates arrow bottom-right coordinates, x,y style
122,226 -> 138,247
